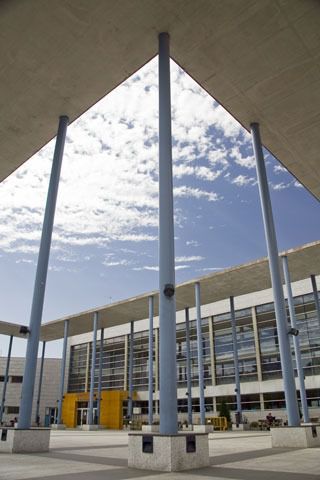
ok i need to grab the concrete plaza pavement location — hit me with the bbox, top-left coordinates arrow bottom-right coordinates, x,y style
0,429 -> 319,480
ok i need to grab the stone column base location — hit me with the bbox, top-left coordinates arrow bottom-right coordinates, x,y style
271,425 -> 320,448
232,423 -> 250,431
193,425 -> 213,433
0,428 -> 50,453
181,425 -> 193,431
142,425 -> 160,433
81,424 -> 99,431
51,424 -> 66,430
128,432 -> 209,471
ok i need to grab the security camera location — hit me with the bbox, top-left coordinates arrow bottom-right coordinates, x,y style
19,325 -> 30,335
163,284 -> 175,298
288,327 -> 299,336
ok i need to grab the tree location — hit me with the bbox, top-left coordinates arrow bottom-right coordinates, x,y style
218,399 -> 231,423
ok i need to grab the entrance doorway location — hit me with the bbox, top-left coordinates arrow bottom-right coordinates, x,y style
76,401 -> 97,426
45,407 -> 57,427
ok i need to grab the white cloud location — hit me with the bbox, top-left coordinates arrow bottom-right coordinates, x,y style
197,267 -> 225,272
0,57 -> 247,264
103,259 -> 132,267
271,182 -> 290,191
186,240 -> 200,247
230,147 -> 255,169
273,164 -> 287,174
176,255 -> 204,263
133,265 -> 158,272
231,175 -> 257,187
174,185 -> 221,202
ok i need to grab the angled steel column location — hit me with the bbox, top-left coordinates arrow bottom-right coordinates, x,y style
88,312 -> 98,425
56,319 -> 69,425
97,327 -> 104,425
155,327 -> 159,393
195,282 -> 205,425
148,296 -> 154,425
282,256 -> 309,423
208,317 -> 216,387
252,307 -> 263,382
185,307 -> 193,425
128,321 -> 134,419
18,115 -> 68,429
158,32 -> 177,435
0,335 -> 13,423
310,275 -> 320,327
251,122 -> 300,426
124,334 -> 128,391
85,342 -> 90,392
230,296 -> 242,423
35,341 -> 46,425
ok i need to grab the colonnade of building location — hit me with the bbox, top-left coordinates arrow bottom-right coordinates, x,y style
62,276 -> 320,428
3,32 -> 318,435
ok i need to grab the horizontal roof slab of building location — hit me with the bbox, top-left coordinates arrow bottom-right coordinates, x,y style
1,240 -> 318,342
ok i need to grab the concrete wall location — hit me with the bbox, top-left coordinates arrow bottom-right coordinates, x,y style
0,357 -> 61,426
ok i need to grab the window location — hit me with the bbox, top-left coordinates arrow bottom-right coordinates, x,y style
0,376 -> 4,382
11,376 -> 23,383
6,406 -> 19,414
263,392 -> 286,410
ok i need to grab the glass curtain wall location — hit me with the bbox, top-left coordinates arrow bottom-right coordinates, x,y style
176,318 -> 211,389
67,288 -> 320,417
214,308 -> 257,385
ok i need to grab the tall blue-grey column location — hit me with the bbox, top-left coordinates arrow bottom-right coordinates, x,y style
230,296 -> 242,423
18,115 -> 68,429
128,321 -> 134,419
97,327 -> 104,425
195,282 -> 205,425
0,335 -> 13,423
148,296 -> 154,425
251,122 -> 300,426
185,308 -> 193,425
310,275 -> 320,327
56,319 -> 69,425
88,312 -> 98,425
35,341 -> 46,424
158,32 -> 178,435
282,256 -> 309,423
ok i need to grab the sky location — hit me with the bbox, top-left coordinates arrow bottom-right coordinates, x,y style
1,57 -> 320,358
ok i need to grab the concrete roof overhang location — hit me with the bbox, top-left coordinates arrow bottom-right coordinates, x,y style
0,320 -> 29,339
1,241 -> 318,342
1,1 -> 320,197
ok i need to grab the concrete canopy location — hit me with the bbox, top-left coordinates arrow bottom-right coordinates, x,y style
0,320 -> 29,339
30,240 -> 320,341
1,0 -> 320,198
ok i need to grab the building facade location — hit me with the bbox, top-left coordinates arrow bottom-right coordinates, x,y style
64,277 -> 320,428
0,357 -> 61,426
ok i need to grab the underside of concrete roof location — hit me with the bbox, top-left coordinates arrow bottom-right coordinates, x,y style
1,0 -> 320,197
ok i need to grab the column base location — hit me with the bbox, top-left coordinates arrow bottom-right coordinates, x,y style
128,432 -> 209,471
81,424 -> 99,431
142,425 -> 160,433
181,425 -> 193,431
51,424 -> 66,430
0,428 -> 50,453
193,425 -> 213,433
232,423 -> 250,431
271,425 -> 320,448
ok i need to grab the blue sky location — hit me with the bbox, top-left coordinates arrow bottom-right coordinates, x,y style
0,57 -> 319,357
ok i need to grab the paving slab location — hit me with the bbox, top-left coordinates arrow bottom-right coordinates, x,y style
0,430 -> 319,480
